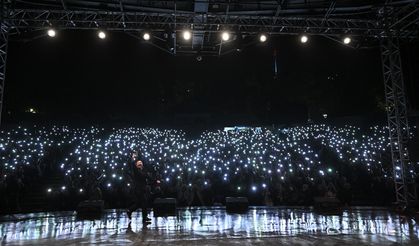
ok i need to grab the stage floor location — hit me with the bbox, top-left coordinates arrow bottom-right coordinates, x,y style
1,206 -> 418,245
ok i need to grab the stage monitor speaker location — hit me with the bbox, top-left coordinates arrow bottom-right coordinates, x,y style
76,200 -> 104,218
153,198 -> 176,216
226,197 -> 248,213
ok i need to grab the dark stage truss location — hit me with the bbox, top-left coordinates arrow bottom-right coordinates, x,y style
0,0 -> 418,206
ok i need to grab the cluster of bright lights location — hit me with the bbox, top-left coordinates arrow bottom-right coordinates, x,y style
1,124 -> 417,195
298,35 -> 350,45
46,28 -> 355,47
47,29 -> 108,40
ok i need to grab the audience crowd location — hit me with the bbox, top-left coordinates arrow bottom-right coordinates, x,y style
0,124 -> 417,212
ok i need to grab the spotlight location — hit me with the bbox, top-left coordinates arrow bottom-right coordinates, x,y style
47,188 -> 52,193
47,29 -> 56,38
343,37 -> 351,44
221,32 -> 230,41
98,31 -> 106,39
259,34 -> 267,42
143,33 -> 151,41
300,35 -> 308,43
183,30 -> 192,40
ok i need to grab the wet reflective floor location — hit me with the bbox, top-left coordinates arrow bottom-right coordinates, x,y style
1,207 -> 418,245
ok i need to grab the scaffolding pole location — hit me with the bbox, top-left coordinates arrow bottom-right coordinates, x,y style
0,1 -> 10,128
381,33 -> 417,206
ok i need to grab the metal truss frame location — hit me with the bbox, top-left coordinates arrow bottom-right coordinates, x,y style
381,36 -> 416,206
0,1 -> 10,127
380,4 -> 417,206
5,8 -> 415,38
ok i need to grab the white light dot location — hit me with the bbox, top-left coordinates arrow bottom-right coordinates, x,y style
259,34 -> 267,42
343,37 -> 351,44
47,29 -> 56,38
143,33 -> 151,41
183,31 -> 191,40
221,32 -> 230,41
300,35 -> 308,43
98,31 -> 106,39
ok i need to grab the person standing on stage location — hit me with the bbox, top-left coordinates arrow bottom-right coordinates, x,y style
126,155 -> 152,224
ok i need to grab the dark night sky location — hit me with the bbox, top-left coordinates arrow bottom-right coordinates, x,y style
3,30 -> 419,126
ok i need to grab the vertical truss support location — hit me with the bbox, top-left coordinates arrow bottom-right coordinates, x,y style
0,1 -> 10,128
381,35 -> 417,206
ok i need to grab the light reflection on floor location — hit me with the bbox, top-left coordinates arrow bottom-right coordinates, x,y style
0,207 -> 418,245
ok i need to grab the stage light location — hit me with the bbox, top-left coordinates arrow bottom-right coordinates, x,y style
221,32 -> 230,41
61,186 -> 66,190
183,30 -> 192,40
47,188 -> 52,193
47,29 -> 56,38
300,35 -> 308,43
143,33 -> 151,41
252,186 -> 257,191
259,34 -> 267,42
343,37 -> 351,44
79,188 -> 84,193
98,31 -> 106,39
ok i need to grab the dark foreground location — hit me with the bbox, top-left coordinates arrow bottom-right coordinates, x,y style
1,206 -> 418,245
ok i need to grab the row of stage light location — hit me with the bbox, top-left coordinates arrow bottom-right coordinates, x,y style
46,28 -> 352,45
